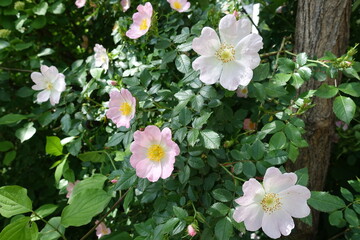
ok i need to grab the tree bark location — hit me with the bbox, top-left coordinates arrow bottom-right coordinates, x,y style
286,0 -> 351,239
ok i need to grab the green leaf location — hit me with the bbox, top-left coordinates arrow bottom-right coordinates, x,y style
264,150 -> 288,165
243,161 -> 256,177
0,113 -> 29,125
179,108 -> 192,126
175,54 -> 190,73
298,66 -> 312,80
192,112 -> 212,129
250,140 -> 265,160
207,202 -> 230,217
348,179 -> 360,192
46,136 -> 63,156
0,0 -> 12,7
3,150 -> 16,166
338,82 -> 360,97
295,168 -> 309,186
297,52 -> 308,66
288,143 -> 299,162
191,95 -> 204,112
114,169 -> 137,191
252,63 -> 269,81
31,204 -> 58,221
215,217 -> 233,240
187,129 -> 199,147
49,1 -> 65,14
260,120 -> 285,135
174,90 -> 194,101
290,73 -> 304,89
284,124 -> 307,147
333,96 -> 356,124
212,189 -> 232,202
90,68 -> 103,79
188,157 -> 205,169
33,2 -> 48,15
199,86 -> 217,98
269,132 -> 286,150
308,191 -> 346,212
173,206 -> 188,219
61,189 -> 111,227
70,174 -> 107,203
278,58 -> 295,73
31,16 -> 46,29
264,82 -> 288,97
272,73 -> 291,86
0,141 -> 13,152
0,185 -> 32,218
329,211 -> 346,227
344,208 -> 359,226
344,67 -> 360,80
340,187 -> 354,202
315,84 -> 339,98
162,218 -> 180,235
0,40 -> 10,50
200,130 -> 220,149
38,217 -> 65,240
78,151 -> 106,163
15,122 -> 36,143
0,217 -> 38,240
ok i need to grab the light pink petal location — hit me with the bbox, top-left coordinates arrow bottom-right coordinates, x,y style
31,72 -> 45,86
192,56 -> 222,85
130,144 -> 148,167
49,91 -> 61,105
192,27 -> 221,56
135,159 -> 161,182
53,74 -> 66,92
75,0 -> 86,8
137,2 -> 153,17
235,33 -> 263,55
235,178 -> 265,206
126,27 -> 146,39
106,107 -> 121,120
43,66 -> 59,81
37,90 -> 50,103
133,125 -> 162,148
237,52 -> 261,70
40,65 -> 49,73
219,61 -> 252,90
219,15 -> 251,46
160,155 -> 175,179
279,185 -> 311,218
233,203 -> 263,231
263,167 -> 297,193
262,210 -> 294,238
179,2 -> 190,12
160,128 -> 180,156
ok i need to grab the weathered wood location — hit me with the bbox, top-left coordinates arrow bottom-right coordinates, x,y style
287,0 -> 351,239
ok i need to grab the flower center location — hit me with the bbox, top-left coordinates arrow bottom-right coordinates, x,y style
139,19 -> 148,31
147,144 -> 165,162
261,193 -> 282,213
215,44 -> 235,63
119,102 -> 132,116
241,88 -> 248,94
173,1 -> 182,9
46,82 -> 53,90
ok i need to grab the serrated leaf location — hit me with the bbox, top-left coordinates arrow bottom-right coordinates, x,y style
315,84 -> 339,98
207,202 -> 230,217
33,2 -> 48,15
269,132 -> 286,150
338,82 -> 360,97
0,113 -> 29,125
308,191 -> 346,212
250,140 -> 265,160
200,130 -> 220,149
175,54 -> 190,74
264,150 -> 288,165
291,73 -> 304,89
61,189 -> 111,227
212,189 -> 232,202
46,136 -> 63,156
333,96 -> 356,124
340,187 -> 353,202
329,211 -> 346,227
173,206 -> 188,219
297,53 -> 308,66
215,217 -> 233,240
344,208 -> 359,226
0,186 -> 32,218
114,169 -> 137,191
187,129 -> 199,146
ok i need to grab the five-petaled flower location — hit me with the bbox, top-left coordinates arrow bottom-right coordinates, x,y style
126,2 -> 153,39
233,167 -> 311,239
130,125 -> 180,182
192,14 -> 263,90
121,0 -> 130,12
31,65 -> 66,106
75,0 -> 86,8
243,118 -> 256,131
236,86 -> 249,98
167,0 -> 190,12
106,89 -> 136,129
94,44 -> 109,72
95,220 -> 111,239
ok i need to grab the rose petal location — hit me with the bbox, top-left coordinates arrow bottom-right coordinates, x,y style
192,56 -> 222,85
219,15 -> 251,46
219,61 -> 252,90
192,27 -> 221,56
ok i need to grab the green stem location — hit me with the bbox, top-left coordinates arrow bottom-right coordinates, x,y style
103,151 -> 116,170
220,165 -> 246,182
32,211 -> 67,240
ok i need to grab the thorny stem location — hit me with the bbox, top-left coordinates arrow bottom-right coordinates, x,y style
32,211 -> 67,240
80,188 -> 131,240
220,164 -> 246,182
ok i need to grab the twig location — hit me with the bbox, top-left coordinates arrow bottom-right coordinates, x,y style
0,66 -> 33,73
328,228 -> 349,240
220,165 -> 246,182
79,188 -> 131,240
32,211 -> 67,240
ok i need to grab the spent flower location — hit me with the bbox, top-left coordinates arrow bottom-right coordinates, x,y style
94,44 -> 109,72
106,89 -> 136,128
167,0 -> 190,12
236,86 -> 248,98
31,65 -> 66,106
95,220 -> 111,238
192,14 -> 263,90
130,125 -> 180,182
233,167 -> 311,239
126,2 -> 153,39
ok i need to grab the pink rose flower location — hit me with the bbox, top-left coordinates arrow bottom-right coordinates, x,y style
167,0 -> 190,12
106,89 -> 136,129
233,167 -> 311,239
75,0 -> 86,8
187,224 -> 197,237
236,86 -> 248,98
95,220 -> 111,239
126,2 -> 153,39
121,0 -> 130,12
243,118 -> 256,130
66,180 -> 80,199
130,125 -> 180,182
94,44 -> 109,72
31,65 -> 66,106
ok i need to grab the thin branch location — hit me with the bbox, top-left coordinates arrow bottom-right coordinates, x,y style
328,228 -> 349,240
32,211 -> 67,240
0,66 -> 33,73
80,188 -> 131,240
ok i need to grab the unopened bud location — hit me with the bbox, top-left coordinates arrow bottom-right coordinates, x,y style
187,224 -> 197,237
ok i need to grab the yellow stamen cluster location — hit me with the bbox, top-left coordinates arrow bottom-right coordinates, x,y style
119,102 -> 132,116
147,144 -> 165,162
46,82 -> 53,90
260,193 -> 282,213
139,19 -> 148,31
173,1 -> 182,9
215,43 -> 235,63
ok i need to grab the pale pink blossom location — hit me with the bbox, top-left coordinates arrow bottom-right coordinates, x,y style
187,224 -> 197,237
130,125 -> 180,182
335,120 -> 348,131
66,180 -> 80,199
75,0 -> 86,8
236,86 -> 248,98
110,179 -> 118,184
167,0 -> 190,12
31,65 -> 66,106
106,89 -> 136,128
233,167 -> 311,239
192,14 -> 263,90
243,118 -> 256,130
95,220 -> 111,239
121,0 -> 130,12
126,2 -> 153,39
94,44 -> 109,72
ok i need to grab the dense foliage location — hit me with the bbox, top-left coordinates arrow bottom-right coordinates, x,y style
1,0 -> 360,239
